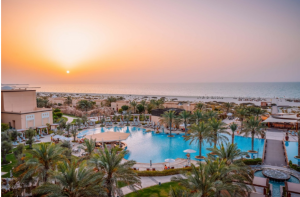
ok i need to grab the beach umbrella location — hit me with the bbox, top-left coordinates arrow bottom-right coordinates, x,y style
183,149 -> 196,153
165,158 -> 175,167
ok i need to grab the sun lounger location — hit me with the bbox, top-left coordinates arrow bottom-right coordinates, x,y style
152,168 -> 156,171
146,168 -> 150,171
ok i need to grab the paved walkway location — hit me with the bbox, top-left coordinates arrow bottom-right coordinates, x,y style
63,115 -> 77,124
264,139 -> 287,167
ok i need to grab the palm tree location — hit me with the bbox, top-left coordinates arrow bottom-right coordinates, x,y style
171,159 -> 253,197
33,161 -> 106,197
209,118 -> 229,149
58,118 -> 66,131
160,110 -> 176,137
25,129 -> 36,149
1,131 -> 12,164
184,122 -> 212,159
207,143 -> 247,164
140,100 -> 147,108
16,143 -> 66,183
297,131 -> 300,158
204,110 -> 217,121
195,102 -> 205,111
146,103 -> 154,114
81,115 -> 88,125
65,123 -> 71,137
76,118 -> 82,129
64,96 -> 72,106
229,122 -> 238,144
235,107 -> 248,133
223,102 -> 234,113
125,112 -> 132,125
193,110 -> 204,125
77,100 -> 95,114
130,100 -> 137,113
241,116 -> 266,152
105,96 -> 117,107
79,138 -> 96,157
71,127 -> 78,142
179,111 -> 191,136
89,146 -> 141,197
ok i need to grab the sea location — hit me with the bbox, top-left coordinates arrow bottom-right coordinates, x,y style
33,82 -> 300,98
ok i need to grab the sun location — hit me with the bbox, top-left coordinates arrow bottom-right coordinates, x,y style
66,70 -> 70,74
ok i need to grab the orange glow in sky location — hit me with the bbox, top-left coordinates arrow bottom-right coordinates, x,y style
2,0 -> 300,83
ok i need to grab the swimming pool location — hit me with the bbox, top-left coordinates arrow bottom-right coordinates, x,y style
78,126 -> 265,163
254,170 -> 299,197
285,141 -> 299,165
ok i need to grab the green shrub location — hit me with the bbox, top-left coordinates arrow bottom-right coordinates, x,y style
135,167 -> 194,176
121,105 -> 129,111
100,125 -> 105,127
241,158 -> 262,165
1,123 -> 9,131
289,160 -> 300,172
55,112 -> 63,118
95,121 -> 100,124
53,108 -> 61,113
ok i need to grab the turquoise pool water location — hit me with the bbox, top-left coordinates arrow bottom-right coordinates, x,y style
78,126 -> 265,163
254,170 -> 299,197
285,141 -> 299,165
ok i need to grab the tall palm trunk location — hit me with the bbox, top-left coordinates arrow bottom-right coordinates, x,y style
232,133 -> 234,144
184,120 -> 187,136
169,120 -> 172,136
298,131 -> 300,157
240,118 -> 243,133
199,138 -> 202,157
214,130 -> 217,148
251,130 -> 254,151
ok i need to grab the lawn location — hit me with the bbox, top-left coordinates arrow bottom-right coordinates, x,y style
125,182 -> 184,197
61,116 -> 68,122
63,114 -> 79,118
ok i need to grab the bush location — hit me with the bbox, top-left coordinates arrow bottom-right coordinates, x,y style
1,123 -> 9,131
95,121 -> 100,124
121,105 -> 129,111
118,109 -> 123,113
136,167 -> 194,176
289,160 -> 300,172
241,158 -> 262,165
55,112 -> 63,118
53,108 -> 61,113
100,125 -> 105,127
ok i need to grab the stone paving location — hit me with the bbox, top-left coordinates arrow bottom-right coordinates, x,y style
264,139 -> 287,167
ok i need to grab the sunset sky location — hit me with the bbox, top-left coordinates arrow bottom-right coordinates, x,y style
2,0 -> 300,84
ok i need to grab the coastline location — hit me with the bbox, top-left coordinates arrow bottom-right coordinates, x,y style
38,91 -> 300,107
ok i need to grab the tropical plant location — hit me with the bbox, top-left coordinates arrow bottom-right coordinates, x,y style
76,118 -> 82,129
179,111 -> 191,136
171,159 -> 253,197
146,103 -> 154,113
195,102 -> 205,111
207,143 -> 247,164
77,100 -> 95,114
229,122 -> 238,144
223,102 -> 234,113
1,131 -> 12,164
10,129 -> 18,142
209,118 -> 229,149
65,123 -> 71,137
235,107 -> 248,133
16,143 -> 66,183
33,160 -> 106,197
79,138 -> 96,156
89,145 -> 141,197
136,104 -> 145,113
130,100 -> 138,113
60,140 -> 72,160
71,127 -> 78,142
124,112 -> 132,125
241,116 -> 266,152
248,107 -> 267,117
193,110 -> 204,125
25,129 -> 36,149
106,96 -> 117,107
184,122 -> 212,159
81,115 -> 88,125
204,110 -> 217,121
37,97 -> 49,108
169,186 -> 197,197
58,118 -> 66,131
160,110 -> 176,137
64,96 -> 72,106
1,123 -> 9,131
140,100 -> 147,108
121,105 -> 129,111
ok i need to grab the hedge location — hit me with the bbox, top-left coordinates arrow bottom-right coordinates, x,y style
135,167 -> 194,176
241,158 -> 262,165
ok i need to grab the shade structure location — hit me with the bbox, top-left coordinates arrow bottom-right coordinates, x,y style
183,149 -> 196,153
227,113 -> 233,116
53,135 -> 64,139
85,132 -> 130,142
263,117 -> 298,123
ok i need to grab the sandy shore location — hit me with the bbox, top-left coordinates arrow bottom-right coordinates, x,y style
39,91 -> 300,107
